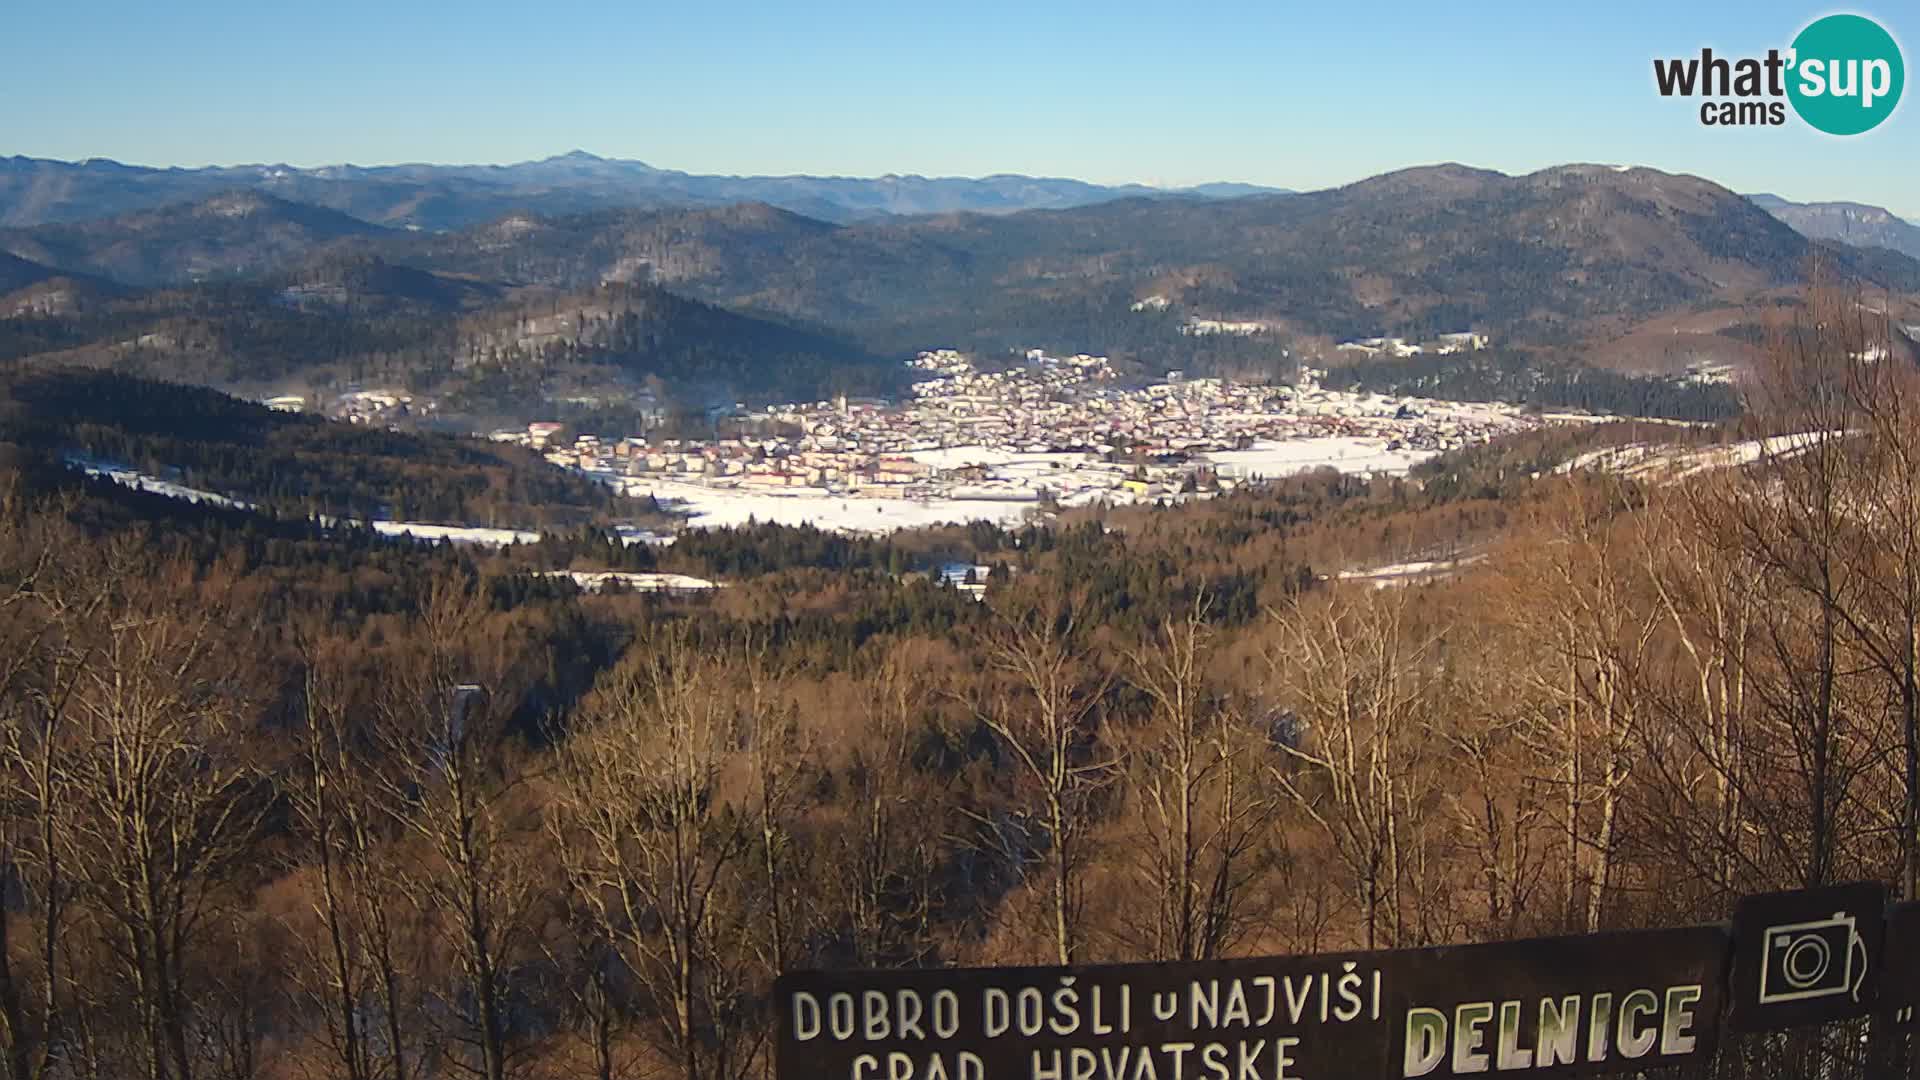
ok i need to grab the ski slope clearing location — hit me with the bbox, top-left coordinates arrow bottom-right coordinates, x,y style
1337,554 -> 1487,588
67,456 -> 254,510
1555,432 -> 1833,482
370,521 -> 542,545
538,571 -> 719,593
68,458 -> 552,546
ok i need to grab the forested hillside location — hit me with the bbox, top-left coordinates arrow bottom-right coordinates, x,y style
1328,346 -> 1743,420
0,291 -> 1915,1080
0,191 -> 388,285
371,164 -> 1920,355
0,266 -> 893,415
449,281 -> 902,405
0,365 -> 652,527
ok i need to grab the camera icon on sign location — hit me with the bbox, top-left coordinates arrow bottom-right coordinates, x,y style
1758,912 -> 1868,1005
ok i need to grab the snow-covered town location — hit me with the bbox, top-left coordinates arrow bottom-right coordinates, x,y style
499,350 -> 1550,532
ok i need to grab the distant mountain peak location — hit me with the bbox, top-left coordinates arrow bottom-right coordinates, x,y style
1339,162 -> 1506,199
1748,192 -> 1920,259
1537,162 -> 1642,178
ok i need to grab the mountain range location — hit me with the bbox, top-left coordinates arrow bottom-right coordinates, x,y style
0,151 -> 1291,231
3,158 -> 1917,425
7,149 -> 1915,267
352,163 -> 1920,354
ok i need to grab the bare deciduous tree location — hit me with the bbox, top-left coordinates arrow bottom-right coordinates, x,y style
1264,587 -> 1444,949
0,500 -> 102,1080
58,564 -> 267,1080
284,628 -> 431,1080
1498,480 -> 1661,931
831,645 -> 947,969
370,578 -> 540,1080
550,631 -> 756,1080
970,597 -> 1117,965
1120,596 -> 1276,961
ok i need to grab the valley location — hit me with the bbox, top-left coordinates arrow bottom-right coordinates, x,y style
2,140 -> 1917,1080
541,350 -> 1548,534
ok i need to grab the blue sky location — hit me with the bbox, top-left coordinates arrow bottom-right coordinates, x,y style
6,1 -> 1916,215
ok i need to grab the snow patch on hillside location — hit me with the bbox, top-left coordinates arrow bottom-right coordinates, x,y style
1338,554 -> 1486,588
539,571 -> 718,593
370,522 -> 541,546
66,456 -> 253,509
1555,432 -> 1833,482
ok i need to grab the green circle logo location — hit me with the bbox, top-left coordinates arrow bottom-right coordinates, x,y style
1787,14 -> 1904,135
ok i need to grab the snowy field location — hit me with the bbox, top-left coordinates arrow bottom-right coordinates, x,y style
609,434 -> 1457,534
901,449 -> 1134,498
1204,437 -> 1437,478
634,478 -> 1045,533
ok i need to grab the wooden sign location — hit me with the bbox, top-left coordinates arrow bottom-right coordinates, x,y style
775,925 -> 1728,1080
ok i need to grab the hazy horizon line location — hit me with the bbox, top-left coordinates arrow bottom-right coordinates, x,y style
7,148 -> 1917,221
